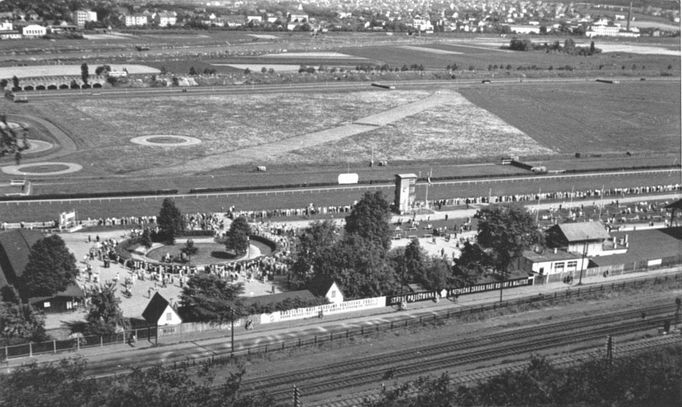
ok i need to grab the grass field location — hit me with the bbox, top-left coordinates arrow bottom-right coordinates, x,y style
458,81 -> 680,155
19,80 -> 678,178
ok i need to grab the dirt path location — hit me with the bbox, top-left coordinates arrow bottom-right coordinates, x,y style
131,91 -> 459,176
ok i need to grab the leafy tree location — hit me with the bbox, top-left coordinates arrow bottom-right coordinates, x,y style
0,78 -> 7,89
140,228 -> 153,248
476,204 -> 542,274
181,239 -> 198,256
0,302 -> 48,346
80,63 -> 89,85
290,220 -> 340,288
419,258 -> 451,291
18,235 -> 78,299
11,75 -> 19,90
188,66 -> 197,75
0,358 -> 273,407
403,239 -> 426,281
225,216 -> 251,257
83,282 -> 127,336
0,358 -> 98,407
453,241 -> 489,286
179,273 -> 244,322
157,198 -> 185,244
314,235 -> 399,299
345,191 -> 393,252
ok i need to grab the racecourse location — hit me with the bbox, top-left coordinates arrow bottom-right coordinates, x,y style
0,168 -> 678,223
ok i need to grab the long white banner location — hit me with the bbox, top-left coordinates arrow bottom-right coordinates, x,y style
259,296 -> 386,325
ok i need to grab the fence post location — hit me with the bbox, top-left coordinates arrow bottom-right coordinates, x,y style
100,336 -> 103,347
53,340 -> 56,354
29,342 -> 32,357
77,338 -> 80,351
4,346 -> 7,360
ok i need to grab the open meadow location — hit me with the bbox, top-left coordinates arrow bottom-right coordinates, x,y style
457,81 -> 680,155
11,78 -> 677,179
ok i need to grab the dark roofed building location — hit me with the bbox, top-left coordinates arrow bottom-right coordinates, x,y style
142,292 -> 182,326
307,274 -> 343,304
30,282 -> 84,313
0,229 -> 44,287
546,221 -> 610,257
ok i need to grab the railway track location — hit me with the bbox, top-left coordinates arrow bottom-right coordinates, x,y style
325,334 -> 682,407
238,303 -> 677,404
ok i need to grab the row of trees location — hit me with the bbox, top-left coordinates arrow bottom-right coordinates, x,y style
0,358 -> 272,407
365,346 -> 682,406
509,38 -> 601,56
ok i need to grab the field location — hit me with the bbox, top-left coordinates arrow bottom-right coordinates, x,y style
457,81 -> 680,155
12,79 -> 677,180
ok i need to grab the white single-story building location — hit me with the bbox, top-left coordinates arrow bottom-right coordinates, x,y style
22,24 -> 46,38
520,249 -> 589,276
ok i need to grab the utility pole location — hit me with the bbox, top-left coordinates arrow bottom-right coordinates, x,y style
578,234 -> 588,285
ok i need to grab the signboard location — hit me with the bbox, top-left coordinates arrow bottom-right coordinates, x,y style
386,291 -> 438,307
338,173 -> 359,185
444,277 -> 533,298
260,296 -> 385,325
385,277 -> 533,306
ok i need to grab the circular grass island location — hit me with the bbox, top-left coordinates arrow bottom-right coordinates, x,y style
145,239 -> 272,265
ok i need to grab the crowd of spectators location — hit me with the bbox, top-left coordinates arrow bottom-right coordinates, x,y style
2,182 -> 679,232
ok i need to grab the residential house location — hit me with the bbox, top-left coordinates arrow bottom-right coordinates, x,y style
154,11 -> 177,27
307,274 -> 343,304
142,292 -> 182,326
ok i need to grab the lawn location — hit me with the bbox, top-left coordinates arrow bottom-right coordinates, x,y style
458,81 -> 680,155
